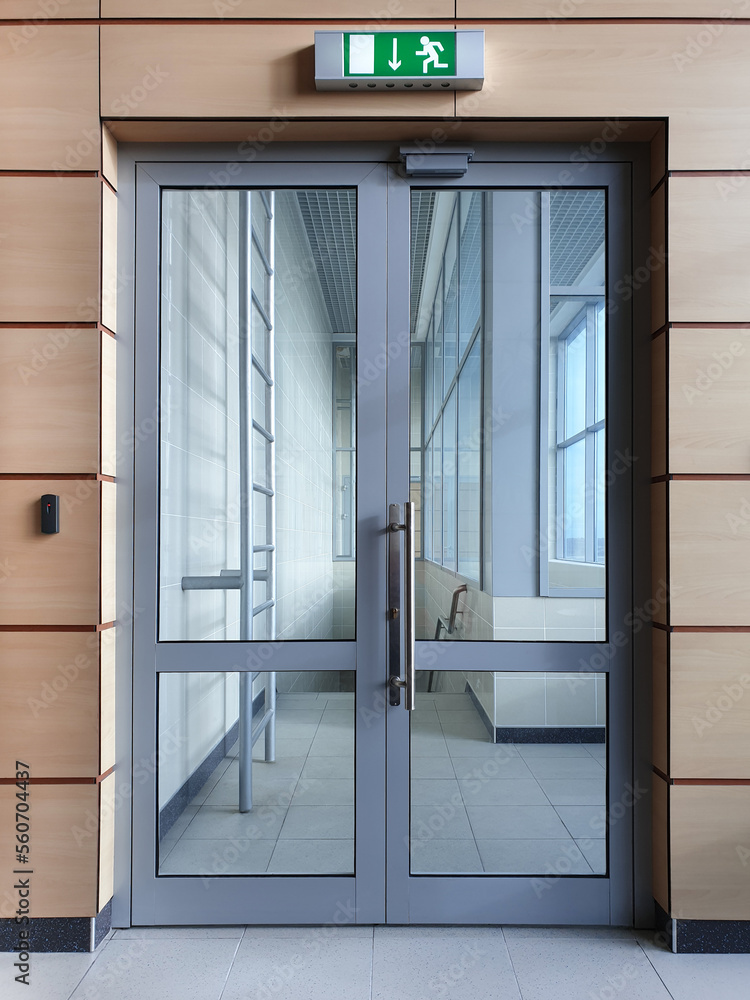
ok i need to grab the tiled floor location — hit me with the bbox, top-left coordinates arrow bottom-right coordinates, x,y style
160,690 -> 606,876
7,926 -> 750,1000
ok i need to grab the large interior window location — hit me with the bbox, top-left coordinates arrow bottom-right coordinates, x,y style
416,190 -> 483,583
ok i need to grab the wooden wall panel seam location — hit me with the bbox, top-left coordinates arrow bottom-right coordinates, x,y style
0,623 -> 115,631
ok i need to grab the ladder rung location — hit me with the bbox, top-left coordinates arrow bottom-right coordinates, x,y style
253,599 -> 275,616
259,191 -> 273,218
252,419 -> 274,442
253,482 -> 273,497
252,353 -> 273,386
251,290 -> 272,331
253,544 -> 275,553
251,228 -> 273,276
253,569 -> 270,582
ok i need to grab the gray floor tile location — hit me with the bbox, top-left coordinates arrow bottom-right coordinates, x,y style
290,778 -> 354,806
242,926 -> 372,939
584,742 -> 607,758
114,926 -> 244,939
0,952 -> 95,1000
458,777 -> 550,806
222,932 -> 371,1000
535,777 -> 606,805
410,736 -> 450,757
637,932 -> 750,999
189,759 -> 233,805
71,939 -> 240,1000
429,693 -> 474,710
503,926 -> 637,941
477,839 -> 592,874
255,737 -> 312,758
301,756 -> 353,780
466,805 -> 571,840
274,709 -> 324,725
410,755 -> 456,778
240,756 -> 307,781
525,756 -> 607,779
447,738 -> 516,758
319,709 -> 354,730
504,934 -> 674,999
373,927 -> 522,1000
410,777 -> 461,805
452,756 -> 531,781
576,837 -> 607,873
159,837 -> 275,875
279,804 -> 354,839
267,838 -> 354,874
308,736 -> 354,757
411,803 -> 473,840
410,837 -> 483,874
161,804 -> 199,841
515,743 -> 593,758
204,773 -> 299,807
554,804 -> 608,839
181,804 -> 286,840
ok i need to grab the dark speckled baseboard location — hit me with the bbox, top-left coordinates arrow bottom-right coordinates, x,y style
495,726 -> 606,744
655,900 -> 750,953
0,898 -> 111,954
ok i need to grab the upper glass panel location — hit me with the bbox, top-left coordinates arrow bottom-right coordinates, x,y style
410,189 -> 606,642
159,189 -> 356,641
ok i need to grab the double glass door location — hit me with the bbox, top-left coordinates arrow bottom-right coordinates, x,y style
132,153 -> 635,926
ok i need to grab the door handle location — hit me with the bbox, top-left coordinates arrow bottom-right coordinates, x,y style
388,501 -> 416,711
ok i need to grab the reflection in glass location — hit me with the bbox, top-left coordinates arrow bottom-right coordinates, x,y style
410,188 -> 607,642
158,670 -> 354,876
409,670 -> 607,875
159,189 -> 356,642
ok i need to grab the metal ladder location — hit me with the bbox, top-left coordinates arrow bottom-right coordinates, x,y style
181,189 -> 277,813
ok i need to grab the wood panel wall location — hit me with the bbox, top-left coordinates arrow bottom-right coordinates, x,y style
1,0 -> 748,931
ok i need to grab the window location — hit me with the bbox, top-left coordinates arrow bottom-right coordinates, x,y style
542,189 -> 606,597
417,191 -> 483,583
333,343 -> 356,559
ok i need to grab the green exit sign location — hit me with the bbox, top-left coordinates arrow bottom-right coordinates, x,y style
344,31 -> 456,79
315,30 -> 484,92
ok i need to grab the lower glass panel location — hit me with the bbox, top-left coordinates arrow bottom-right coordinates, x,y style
158,670 -> 354,875
410,670 -> 607,876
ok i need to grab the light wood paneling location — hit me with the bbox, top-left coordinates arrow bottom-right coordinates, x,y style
100,25 -> 454,119
671,632 -> 750,779
653,628 -> 668,776
102,0 -> 453,14
98,773 -> 115,910
0,480 -> 101,625
100,481 -> 117,624
671,785 -> 750,919
0,328 -> 99,474
0,26 -> 99,172
669,329 -> 750,474
651,333 -> 666,478
104,117 -> 661,145
101,332 -> 117,478
651,482 -> 668,626
652,773 -> 669,914
100,627 -> 116,774
0,632 -> 101,778
455,24 -> 750,171
0,1 -> 97,16
459,1 -> 750,14
670,480 -> 750,626
102,125 -> 118,190
670,176 -> 750,323
0,784 -> 98,918
651,184 -> 666,334
101,185 -> 118,335
0,177 -> 100,324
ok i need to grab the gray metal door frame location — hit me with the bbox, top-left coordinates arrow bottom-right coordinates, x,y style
122,143 -> 651,928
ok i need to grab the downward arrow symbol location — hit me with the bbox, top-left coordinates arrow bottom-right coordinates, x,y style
388,38 -> 401,71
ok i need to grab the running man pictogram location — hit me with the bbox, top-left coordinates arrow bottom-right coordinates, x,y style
416,35 -> 449,73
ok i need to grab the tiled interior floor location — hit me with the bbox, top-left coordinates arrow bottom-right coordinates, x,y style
160,690 -> 605,876
10,926 -> 750,1000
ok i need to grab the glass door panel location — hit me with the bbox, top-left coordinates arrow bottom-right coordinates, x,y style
158,188 -> 357,643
